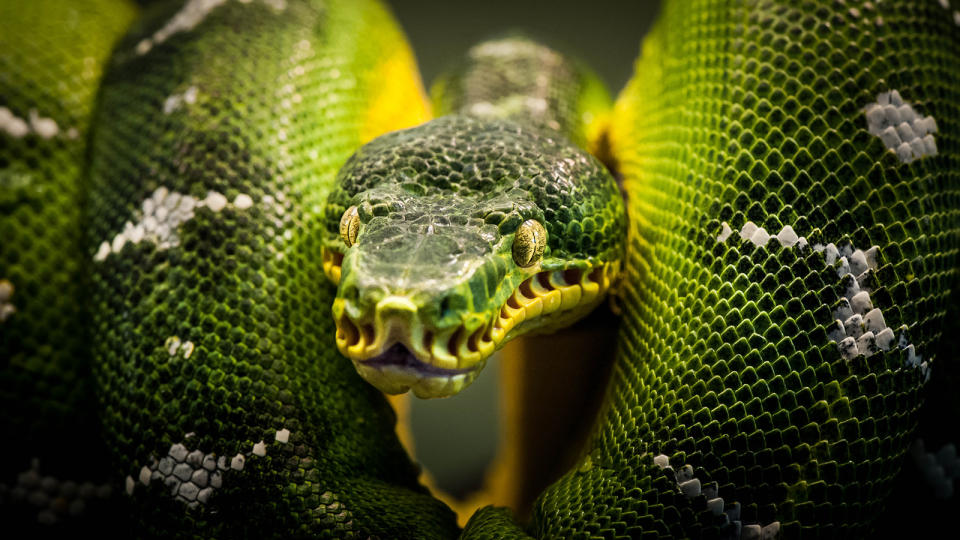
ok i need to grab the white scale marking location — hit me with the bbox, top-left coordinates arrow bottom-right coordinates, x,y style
136,0 -> 228,55
0,279 -> 15,322
864,90 -> 938,163
127,429 -> 288,507
163,86 -> 199,114
722,221 -> 808,249
718,221 -> 925,375
93,188 -> 260,261
0,107 -> 60,138
653,454 -> 781,539
164,336 -> 195,359
135,0 -> 285,56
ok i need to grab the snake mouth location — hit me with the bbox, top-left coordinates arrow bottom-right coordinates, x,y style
351,344 -> 481,398
364,343 -> 476,376
330,258 -> 620,397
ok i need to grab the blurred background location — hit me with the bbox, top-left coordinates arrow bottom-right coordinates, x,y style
385,0 -> 661,500
390,0 -> 661,95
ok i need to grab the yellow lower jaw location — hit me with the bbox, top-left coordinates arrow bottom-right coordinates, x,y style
332,262 -> 620,384
490,262 -> 620,342
354,362 -> 480,398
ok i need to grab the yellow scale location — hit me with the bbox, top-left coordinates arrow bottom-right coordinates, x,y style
326,254 -> 620,372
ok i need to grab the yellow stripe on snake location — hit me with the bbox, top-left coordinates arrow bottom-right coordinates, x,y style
1,0 -> 958,538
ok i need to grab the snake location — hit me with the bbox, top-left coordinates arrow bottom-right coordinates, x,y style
1,0 -> 958,538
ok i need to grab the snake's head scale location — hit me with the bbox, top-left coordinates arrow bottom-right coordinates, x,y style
321,116 -> 626,398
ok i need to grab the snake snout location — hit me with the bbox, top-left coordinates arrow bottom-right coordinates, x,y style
374,295 -> 421,346
375,295 -> 417,322
333,288 -> 495,373
334,291 -> 485,397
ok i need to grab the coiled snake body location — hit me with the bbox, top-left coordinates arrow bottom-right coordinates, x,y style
1,0 -> 958,538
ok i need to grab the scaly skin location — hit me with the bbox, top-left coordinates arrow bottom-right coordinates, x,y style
322,36 -> 624,399
323,124 -> 624,398
85,0 -> 455,537
467,0 -> 960,538
1,0 -> 958,538
0,0 -> 138,533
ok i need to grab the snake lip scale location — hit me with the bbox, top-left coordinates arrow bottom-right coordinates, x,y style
330,255 -> 619,397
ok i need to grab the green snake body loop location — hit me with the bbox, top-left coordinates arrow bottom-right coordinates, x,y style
1,0 -> 958,538
0,0 -> 138,532
499,1 -> 960,538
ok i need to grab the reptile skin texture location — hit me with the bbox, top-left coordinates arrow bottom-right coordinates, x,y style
85,0 -> 460,536
325,116 -> 623,267
1,0 -> 958,538
467,0 -> 958,538
4,0 -> 456,537
0,0 -> 138,533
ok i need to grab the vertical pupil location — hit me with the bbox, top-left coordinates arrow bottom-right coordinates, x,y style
340,206 -> 360,246
513,221 -> 544,267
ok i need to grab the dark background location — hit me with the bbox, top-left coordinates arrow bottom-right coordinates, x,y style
389,0 -> 661,95
384,0 -> 661,498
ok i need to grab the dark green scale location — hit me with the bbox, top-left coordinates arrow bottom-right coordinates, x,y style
324,115 -> 624,304
0,0 -> 137,533
85,0 -> 457,536
463,1 -> 960,539
322,35 -> 624,399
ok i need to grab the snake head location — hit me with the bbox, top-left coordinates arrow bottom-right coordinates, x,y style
323,116 -> 625,398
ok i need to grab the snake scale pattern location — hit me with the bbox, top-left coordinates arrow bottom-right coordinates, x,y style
1,0 -> 958,538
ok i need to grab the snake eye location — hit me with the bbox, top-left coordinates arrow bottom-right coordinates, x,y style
512,220 -> 547,268
340,206 -> 361,247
